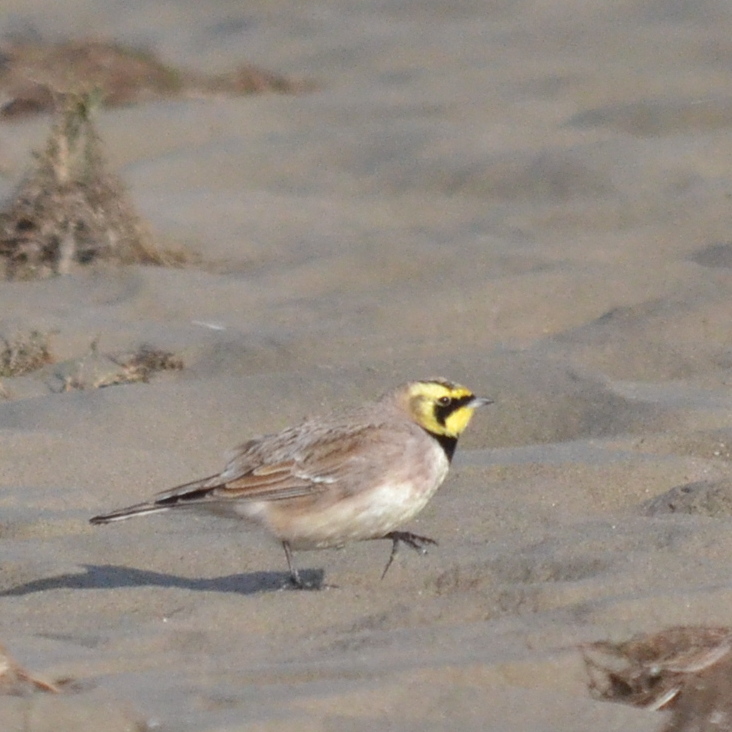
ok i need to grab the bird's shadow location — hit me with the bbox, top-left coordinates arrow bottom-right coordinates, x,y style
0,564 -> 326,597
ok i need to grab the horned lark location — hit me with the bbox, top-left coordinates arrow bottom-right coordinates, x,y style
90,378 -> 491,588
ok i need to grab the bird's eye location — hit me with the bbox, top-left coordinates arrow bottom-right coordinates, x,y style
437,396 -> 452,406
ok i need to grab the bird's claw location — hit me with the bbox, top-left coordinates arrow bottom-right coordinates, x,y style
380,531 -> 438,579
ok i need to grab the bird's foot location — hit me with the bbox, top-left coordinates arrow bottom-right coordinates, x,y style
281,543 -> 334,589
285,572 -> 336,591
380,531 -> 438,579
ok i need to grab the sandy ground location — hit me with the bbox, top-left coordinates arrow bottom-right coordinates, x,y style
2,0 -> 732,729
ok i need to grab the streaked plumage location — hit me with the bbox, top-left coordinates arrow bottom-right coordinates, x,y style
90,378 -> 491,588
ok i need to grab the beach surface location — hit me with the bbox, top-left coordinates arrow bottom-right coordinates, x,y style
2,1 -> 732,729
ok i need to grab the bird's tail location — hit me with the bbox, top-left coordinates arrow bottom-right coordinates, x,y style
89,502 -> 170,524
89,474 -> 222,525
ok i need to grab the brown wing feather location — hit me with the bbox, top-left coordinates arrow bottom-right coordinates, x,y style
212,462 -> 324,501
186,421 -> 399,504
150,461 -> 321,506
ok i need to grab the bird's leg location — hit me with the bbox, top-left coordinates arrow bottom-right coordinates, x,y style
282,541 -> 306,589
281,541 -> 329,590
282,541 -> 338,590
380,531 -> 438,579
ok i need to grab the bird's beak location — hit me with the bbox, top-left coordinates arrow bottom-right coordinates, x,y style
469,396 -> 494,408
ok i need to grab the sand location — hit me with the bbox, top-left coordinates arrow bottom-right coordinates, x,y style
2,0 -> 732,729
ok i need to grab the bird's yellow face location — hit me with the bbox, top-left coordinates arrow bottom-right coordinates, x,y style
404,379 -> 492,438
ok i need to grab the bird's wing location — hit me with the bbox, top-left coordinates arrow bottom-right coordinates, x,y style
145,461 -> 319,507
212,459 -> 333,501
150,424 -> 385,507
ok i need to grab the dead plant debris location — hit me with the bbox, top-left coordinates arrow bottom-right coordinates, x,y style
0,38 -> 312,119
114,345 -> 184,382
0,642 -> 60,695
0,92 -> 189,279
0,330 -> 52,377
60,343 -> 183,392
582,626 -> 732,732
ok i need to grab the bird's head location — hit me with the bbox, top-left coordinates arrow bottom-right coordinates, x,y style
396,378 -> 493,438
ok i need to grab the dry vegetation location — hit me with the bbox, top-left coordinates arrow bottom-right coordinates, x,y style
582,626 -> 732,731
0,642 -> 59,695
111,345 -> 184,384
60,343 -> 184,392
0,38 -> 308,278
0,93 -> 188,279
0,39 -> 311,118
0,331 -> 183,397
0,330 -> 52,377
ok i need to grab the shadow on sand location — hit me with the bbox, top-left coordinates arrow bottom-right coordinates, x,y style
0,564 -> 327,596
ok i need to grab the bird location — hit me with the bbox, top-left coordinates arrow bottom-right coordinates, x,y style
90,378 -> 492,589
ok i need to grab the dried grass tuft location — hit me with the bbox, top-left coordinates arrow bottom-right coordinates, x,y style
0,330 -> 52,377
0,92 -> 190,279
112,345 -> 184,383
61,342 -> 183,391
